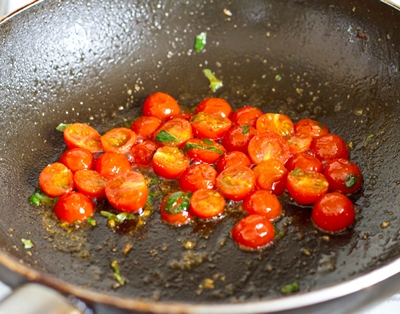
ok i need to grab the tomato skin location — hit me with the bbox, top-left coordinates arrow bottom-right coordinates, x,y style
189,189 -> 226,219
152,146 -> 190,179
39,162 -> 74,198
310,134 -> 349,165
256,113 -> 294,138
312,192 -> 355,232
221,125 -> 258,153
182,138 -> 225,164
323,159 -> 362,194
95,152 -> 131,180
101,127 -> 137,154
142,92 -> 181,121
286,133 -> 312,155
179,164 -> 217,193
131,116 -> 162,142
285,152 -> 323,173
59,148 -> 94,173
216,151 -> 251,173
160,192 -> 193,225
216,165 -> 255,201
243,190 -> 282,220
231,214 -> 275,249
74,170 -> 108,198
190,112 -> 232,140
54,192 -> 95,223
286,169 -> 329,205
166,112 -> 193,121
63,123 -> 103,154
294,119 -> 329,138
105,171 -> 148,212
253,159 -> 288,195
130,140 -> 159,166
230,106 -> 263,127
153,118 -> 193,147
195,98 -> 232,119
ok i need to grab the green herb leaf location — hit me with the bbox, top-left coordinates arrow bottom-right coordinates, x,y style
366,134 -> 374,141
281,281 -> 299,294
182,142 -> 223,156
195,32 -> 207,52
164,191 -> 191,214
155,130 -> 180,143
345,174 -> 359,189
111,260 -> 125,286
242,125 -> 250,134
275,74 -> 282,81
100,211 -> 134,223
203,69 -> 223,92
56,123 -> 71,132
21,238 -> 34,249
202,138 -> 214,145
87,217 -> 96,226
28,189 -> 56,206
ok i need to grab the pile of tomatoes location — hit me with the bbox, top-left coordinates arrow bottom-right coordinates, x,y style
36,92 -> 362,250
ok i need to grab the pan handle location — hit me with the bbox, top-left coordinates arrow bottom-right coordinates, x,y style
381,0 -> 400,11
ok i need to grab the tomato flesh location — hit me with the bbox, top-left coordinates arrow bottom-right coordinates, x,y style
182,138 -> 225,164
63,123 -> 102,154
160,191 -> 193,225
243,190 -> 282,221
195,98 -> 232,118
294,119 -> 329,138
54,191 -> 95,223
130,140 -> 159,166
59,148 -> 94,173
142,92 -> 181,121
248,132 -> 290,165
253,159 -> 288,195
74,169 -> 108,198
95,152 -> 131,180
216,165 -> 255,201
216,151 -> 251,173
221,124 -> 258,153
230,106 -> 263,127
285,153 -> 323,173
153,118 -> 193,147
39,162 -> 74,198
152,146 -> 190,179
256,113 -> 294,138
189,189 -> 226,219
131,116 -> 162,141
190,112 -> 232,140
179,164 -> 217,193
101,128 -> 137,154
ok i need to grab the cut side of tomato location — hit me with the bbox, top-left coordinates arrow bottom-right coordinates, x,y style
39,162 -> 74,198
153,118 -> 193,147
253,159 -> 288,195
195,98 -> 232,118
247,131 -> 290,165
221,124 -> 258,153
190,112 -> 232,140
256,113 -> 294,138
310,134 -> 349,164
243,190 -> 282,221
74,169 -> 108,198
101,127 -> 137,154
216,165 -> 255,201
285,152 -> 323,173
323,158 -> 362,194
63,123 -> 103,154
294,119 -> 330,138
216,151 -> 251,173
152,146 -> 190,179
230,106 -> 263,128
142,92 -> 181,121
54,191 -> 95,224
189,189 -> 226,219
130,140 -> 159,166
182,138 -> 225,164
95,152 -> 132,180
160,191 -> 193,225
286,133 -> 312,155
130,116 -> 162,141
59,147 -> 94,173
179,164 -> 217,193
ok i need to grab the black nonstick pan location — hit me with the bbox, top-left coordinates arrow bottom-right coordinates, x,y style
0,0 -> 399,313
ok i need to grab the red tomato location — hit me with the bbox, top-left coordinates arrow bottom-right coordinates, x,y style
195,98 -> 232,118
130,140 -> 159,166
190,112 -> 232,140
153,118 -> 193,147
256,113 -> 294,138
95,152 -> 131,180
286,133 -> 312,155
142,92 -> 181,121
310,134 -> 349,164
152,146 -> 190,179
182,138 -> 225,164
231,215 -> 275,249
312,192 -> 355,232
74,170 -> 108,198
39,162 -> 74,198
59,148 -> 94,173
63,123 -> 102,154
160,191 -> 193,225
286,169 -> 329,205
230,106 -> 263,127
166,112 -> 193,121
253,159 -> 288,195
179,164 -> 217,192
216,151 -> 251,173
294,119 -> 329,138
285,152 -> 323,173
323,159 -> 362,194
105,171 -> 148,212
101,127 -> 137,154
54,192 -> 95,224
247,132 -> 291,165
216,165 -> 255,201
130,116 -> 162,141
243,190 -> 282,220
221,125 -> 258,153
189,189 -> 226,219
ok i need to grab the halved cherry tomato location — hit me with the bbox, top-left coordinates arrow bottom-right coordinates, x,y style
312,192 -> 355,232
160,191 -> 193,225
216,151 -> 251,173
74,170 -> 108,198
230,106 -> 263,127
130,140 -> 159,166
221,125 -> 258,153
101,127 -> 137,154
253,159 -> 288,195
256,113 -> 294,138
285,152 -> 323,173
59,148 -> 94,173
54,191 -> 95,224
243,190 -> 282,221
63,123 -> 102,154
231,214 -> 275,250
216,165 -> 255,201
323,159 -> 362,194
286,133 -> 312,155
294,119 -> 329,138
152,146 -> 190,179
142,92 -> 181,121
190,112 -> 232,140
310,134 -> 349,164
166,112 -> 193,121
130,116 -> 162,141
179,164 -> 217,192
195,98 -> 232,118
95,152 -> 131,180
189,189 -> 225,219
286,169 -> 329,205
247,132 -> 291,165
153,118 -> 193,147
105,171 -> 148,212
182,138 -> 225,164
39,162 -> 74,198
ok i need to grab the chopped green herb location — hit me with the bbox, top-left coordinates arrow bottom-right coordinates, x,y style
182,142 -> 223,156
149,177 -> 159,185
28,189 -> 56,206
164,191 -> 191,214
275,74 -> 282,81
202,138 -> 214,145
155,130 -> 180,143
345,174 -> 359,189
366,134 -> 374,141
203,69 -> 223,92
195,32 -> 207,52
56,123 -> 71,132
110,260 -> 125,286
281,281 -> 299,294
21,238 -> 34,249
242,125 -> 250,134
87,217 -> 96,226
100,211 -> 134,223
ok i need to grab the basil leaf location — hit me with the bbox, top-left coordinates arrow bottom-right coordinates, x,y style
242,125 -> 250,134
345,174 -> 359,189
202,138 -> 214,145
21,238 -> 34,249
182,143 -> 223,156
281,281 -> 299,294
164,191 -> 191,214
56,123 -> 71,132
111,260 -> 125,286
195,32 -> 207,52
155,130 -> 180,143
203,69 -> 223,92
28,189 -> 56,206
100,211 -> 134,222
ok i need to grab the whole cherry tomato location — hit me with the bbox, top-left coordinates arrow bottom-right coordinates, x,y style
243,190 -> 282,221
179,164 -> 217,192
101,127 -> 137,154
323,159 -> 362,194
59,148 -> 94,173
294,119 -> 329,138
216,151 -> 251,173
285,152 -> 323,173
160,191 -> 193,225
54,191 -> 95,224
74,170 -> 108,198
253,159 -> 288,195
95,152 -> 131,180
216,165 -> 255,201
221,124 -> 258,153
153,118 -> 193,147
190,112 -> 232,140
189,189 -> 226,219
130,116 -> 162,141
310,134 -> 349,164
152,146 -> 190,179
256,113 -> 294,138
63,123 -> 102,154
230,106 -> 263,127
39,162 -> 74,198
130,140 -> 159,166
182,138 -> 225,164
142,92 -> 181,121
195,98 -> 232,118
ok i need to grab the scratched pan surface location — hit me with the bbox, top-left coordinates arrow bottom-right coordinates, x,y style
0,0 -> 399,313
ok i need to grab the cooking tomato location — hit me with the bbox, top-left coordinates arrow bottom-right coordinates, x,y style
312,192 -> 355,232
101,127 -> 137,154
39,162 -> 74,198
74,170 -> 108,198
323,159 -> 362,194
285,152 -> 323,173
189,189 -> 226,219
142,92 -> 181,121
243,190 -> 282,220
247,131 -> 291,165
190,112 -> 232,140
195,98 -> 232,118
253,159 -> 288,195
286,169 -> 329,205
130,140 -> 159,166
256,113 -> 294,138
152,146 -> 190,179
221,124 -> 258,153
294,119 -> 329,138
230,106 -> 263,127
105,171 -> 148,212
130,116 -> 162,141
179,164 -> 217,192
310,134 -> 349,164
153,118 -> 193,147
166,112 -> 193,121
286,133 -> 312,155
182,138 -> 225,164
59,148 -> 94,173
231,214 -> 275,250
54,191 -> 95,224
160,191 -> 193,225
216,165 -> 255,201
95,152 -> 131,180
216,151 -> 251,173
63,123 -> 102,154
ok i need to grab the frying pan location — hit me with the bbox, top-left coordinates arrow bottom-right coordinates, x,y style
0,0 -> 399,313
